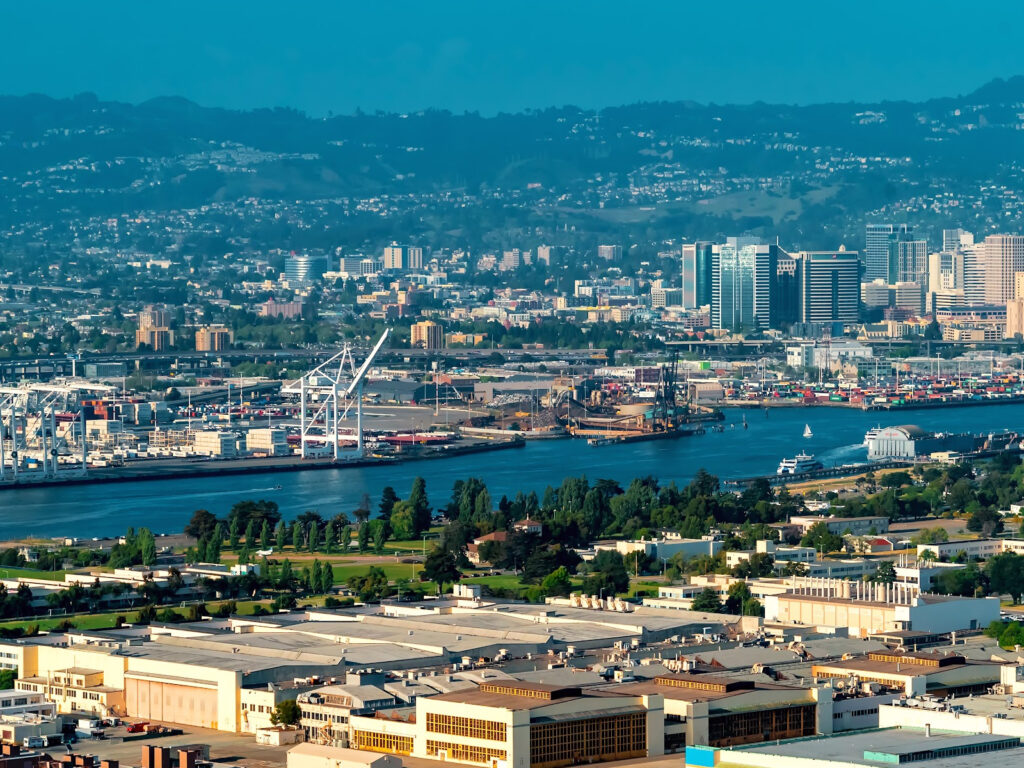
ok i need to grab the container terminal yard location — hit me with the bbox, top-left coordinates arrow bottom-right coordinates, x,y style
5,338 -> 1024,489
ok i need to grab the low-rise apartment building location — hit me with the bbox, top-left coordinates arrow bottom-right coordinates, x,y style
917,538 -> 1024,561
789,516 -> 890,536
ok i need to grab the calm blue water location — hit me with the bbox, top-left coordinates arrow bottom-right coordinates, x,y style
3,403 -> 1023,539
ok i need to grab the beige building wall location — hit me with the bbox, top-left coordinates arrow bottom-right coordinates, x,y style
984,235 -> 1024,305
18,642 -> 243,732
1007,297 -> 1024,338
412,697 -> 521,767
769,596 -> 897,637
351,692 -> 662,768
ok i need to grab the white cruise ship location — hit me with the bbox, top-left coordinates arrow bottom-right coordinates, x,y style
777,452 -> 824,475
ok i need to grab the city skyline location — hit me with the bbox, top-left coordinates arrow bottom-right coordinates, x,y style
7,6 -> 1024,767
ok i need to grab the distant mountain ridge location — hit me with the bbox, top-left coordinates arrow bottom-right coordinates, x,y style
3,77 -> 1024,250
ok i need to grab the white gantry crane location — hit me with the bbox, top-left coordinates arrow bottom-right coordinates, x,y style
0,381 -> 114,483
283,329 -> 390,460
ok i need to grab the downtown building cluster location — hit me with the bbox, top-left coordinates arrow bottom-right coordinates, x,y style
676,227 -> 1024,341
680,239 -> 859,332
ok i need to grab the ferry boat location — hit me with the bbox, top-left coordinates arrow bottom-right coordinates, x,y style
777,452 -> 824,475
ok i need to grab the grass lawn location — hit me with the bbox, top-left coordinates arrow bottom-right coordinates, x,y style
0,610 -> 139,633
381,529 -> 443,553
460,573 -> 589,598
460,573 -> 525,591
626,581 -> 662,598
0,567 -> 66,581
331,562 -> 422,583
0,598 -> 284,633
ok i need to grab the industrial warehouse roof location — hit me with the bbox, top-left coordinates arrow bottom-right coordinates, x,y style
428,680 -> 635,711
728,727 -> 1024,768
810,653 -> 999,679
116,639 -> 337,673
284,619 -> 553,653
1,603 -> 743,684
512,668 -> 606,687
607,676 -> 807,704
892,424 -> 930,438
778,591 -> 976,608
430,687 -> 582,710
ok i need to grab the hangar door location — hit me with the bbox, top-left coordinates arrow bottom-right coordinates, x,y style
126,675 -> 218,729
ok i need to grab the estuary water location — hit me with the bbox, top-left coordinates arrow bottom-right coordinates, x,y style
3,402 -> 1024,539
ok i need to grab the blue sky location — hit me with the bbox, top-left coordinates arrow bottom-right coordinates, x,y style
2,1 -> 1022,114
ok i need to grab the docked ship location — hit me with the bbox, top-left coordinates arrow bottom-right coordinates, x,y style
864,424 -> 1020,461
777,452 -> 824,475
863,426 -> 883,445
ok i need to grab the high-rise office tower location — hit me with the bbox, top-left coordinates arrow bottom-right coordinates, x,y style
411,320 -> 443,349
136,304 -> 174,350
1008,272 -> 1024,338
888,235 -> 927,286
963,243 -> 987,305
775,254 -> 800,326
927,251 -> 964,293
890,236 -> 927,314
597,244 -> 623,261
681,241 -> 714,309
861,280 -> 891,309
983,235 -> 1024,305
710,238 -> 781,330
284,253 -> 328,283
406,246 -> 424,270
926,250 -> 965,313
138,306 -> 170,330
340,255 -> 364,275
383,244 -> 404,270
195,326 -> 232,352
536,245 -> 556,266
383,244 -> 425,271
864,224 -> 913,282
796,250 -> 860,324
943,228 -> 974,253
1006,298 -> 1024,339
893,282 -> 925,314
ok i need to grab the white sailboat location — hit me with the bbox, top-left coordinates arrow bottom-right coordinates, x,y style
803,423 -> 813,438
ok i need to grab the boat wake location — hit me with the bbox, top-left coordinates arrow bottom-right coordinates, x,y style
818,443 -> 869,465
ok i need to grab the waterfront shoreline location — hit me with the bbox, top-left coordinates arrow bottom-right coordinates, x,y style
722,395 -> 1024,411
6,401 -> 1024,540
0,437 -> 524,492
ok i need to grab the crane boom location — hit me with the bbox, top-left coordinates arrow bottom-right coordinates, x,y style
346,329 -> 390,396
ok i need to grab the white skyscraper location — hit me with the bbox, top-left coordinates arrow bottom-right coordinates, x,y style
962,243 -> 987,306
982,235 -> 1024,305
928,251 -> 964,293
